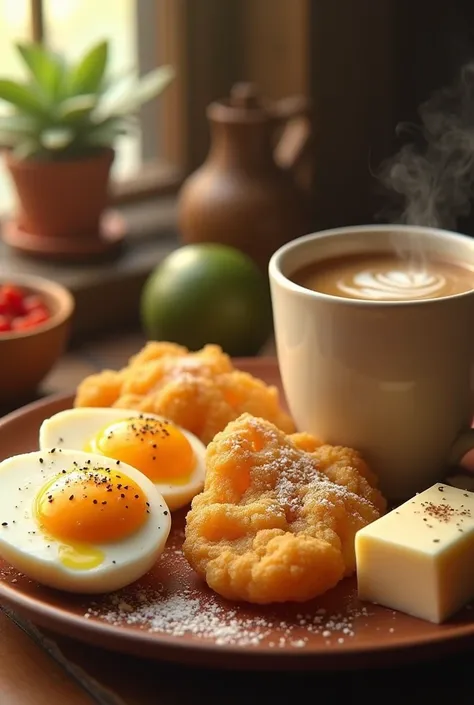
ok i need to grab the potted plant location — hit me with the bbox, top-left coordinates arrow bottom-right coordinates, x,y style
0,40 -> 174,259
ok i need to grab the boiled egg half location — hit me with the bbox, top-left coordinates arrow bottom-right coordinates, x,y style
0,449 -> 171,593
39,408 -> 206,511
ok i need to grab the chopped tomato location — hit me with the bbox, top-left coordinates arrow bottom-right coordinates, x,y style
0,296 -> 10,316
0,315 -> 11,332
12,316 -> 33,331
0,283 -> 51,334
12,311 -> 48,330
1,285 -> 25,316
25,308 -> 49,325
23,295 -> 46,313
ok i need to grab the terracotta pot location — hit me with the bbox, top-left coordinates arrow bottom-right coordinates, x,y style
5,148 -> 114,239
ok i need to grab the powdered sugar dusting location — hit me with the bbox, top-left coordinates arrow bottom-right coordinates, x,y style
84,579 -> 372,648
78,539 -> 374,649
231,417 -> 374,520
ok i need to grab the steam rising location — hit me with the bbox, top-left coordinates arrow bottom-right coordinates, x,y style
379,62 -> 474,230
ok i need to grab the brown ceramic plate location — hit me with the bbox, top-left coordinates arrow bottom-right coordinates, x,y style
1,358 -> 474,672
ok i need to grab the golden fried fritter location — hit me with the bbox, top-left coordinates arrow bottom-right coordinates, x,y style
74,342 -> 294,444
183,414 -> 386,603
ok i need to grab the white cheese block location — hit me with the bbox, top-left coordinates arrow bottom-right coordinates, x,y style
355,482 -> 474,623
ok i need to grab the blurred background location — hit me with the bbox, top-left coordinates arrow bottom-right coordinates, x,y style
1,0 -> 471,228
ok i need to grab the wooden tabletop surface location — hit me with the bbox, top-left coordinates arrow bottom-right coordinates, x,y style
1,332 -> 474,704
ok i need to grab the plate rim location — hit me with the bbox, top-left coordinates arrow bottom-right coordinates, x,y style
1,359 -> 474,670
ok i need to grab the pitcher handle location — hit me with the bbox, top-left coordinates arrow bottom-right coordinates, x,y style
270,96 -> 312,190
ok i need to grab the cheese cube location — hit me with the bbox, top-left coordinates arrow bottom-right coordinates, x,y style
355,482 -> 474,623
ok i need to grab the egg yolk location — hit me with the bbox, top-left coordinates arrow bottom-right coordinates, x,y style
35,467 -> 148,545
87,416 -> 195,484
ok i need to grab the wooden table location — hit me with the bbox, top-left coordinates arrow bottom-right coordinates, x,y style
1,332 -> 474,704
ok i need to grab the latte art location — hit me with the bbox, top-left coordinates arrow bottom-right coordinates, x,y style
337,269 -> 447,300
292,252 -> 474,302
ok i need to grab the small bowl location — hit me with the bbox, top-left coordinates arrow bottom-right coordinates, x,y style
0,274 -> 75,404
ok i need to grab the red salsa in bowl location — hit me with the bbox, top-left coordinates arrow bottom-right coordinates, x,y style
0,283 -> 51,334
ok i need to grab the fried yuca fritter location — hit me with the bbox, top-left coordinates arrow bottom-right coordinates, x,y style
74,342 -> 294,444
183,414 -> 386,604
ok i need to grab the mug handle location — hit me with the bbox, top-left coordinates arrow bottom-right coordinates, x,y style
448,429 -> 474,468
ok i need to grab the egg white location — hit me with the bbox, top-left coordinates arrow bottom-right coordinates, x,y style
0,449 -> 171,594
39,407 -> 207,511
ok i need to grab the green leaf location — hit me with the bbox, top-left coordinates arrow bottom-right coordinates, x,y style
91,112 -> 138,130
67,40 -> 108,96
0,113 -> 39,135
0,133 -> 18,146
0,80 -> 47,118
0,115 -> 41,147
12,140 -> 42,160
16,42 -> 64,100
40,127 -> 74,151
99,67 -> 135,94
83,117 -> 130,147
57,94 -> 97,123
96,65 -> 174,120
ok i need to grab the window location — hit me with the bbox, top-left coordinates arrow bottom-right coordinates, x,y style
0,1 -> 31,212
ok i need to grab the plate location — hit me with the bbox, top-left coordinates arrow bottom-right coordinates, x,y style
1,357 -> 474,671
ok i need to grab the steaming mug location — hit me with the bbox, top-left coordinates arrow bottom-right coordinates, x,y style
269,224 -> 474,500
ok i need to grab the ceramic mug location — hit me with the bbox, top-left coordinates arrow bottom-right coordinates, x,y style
269,225 -> 474,501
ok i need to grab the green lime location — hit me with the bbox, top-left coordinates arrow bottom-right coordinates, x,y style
140,243 -> 273,357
